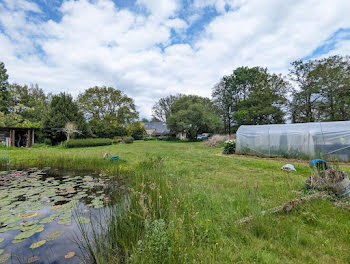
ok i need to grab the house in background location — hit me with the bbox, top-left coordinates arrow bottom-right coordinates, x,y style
144,122 -> 170,136
144,122 -> 187,139
0,127 -> 35,147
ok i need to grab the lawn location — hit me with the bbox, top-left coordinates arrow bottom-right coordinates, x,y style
1,141 -> 349,263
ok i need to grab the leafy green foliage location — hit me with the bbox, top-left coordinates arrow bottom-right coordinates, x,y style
65,138 -> 112,148
127,121 -> 146,140
223,139 -> 235,154
77,86 -> 138,138
289,55 -> 350,122
122,136 -> 134,144
152,94 -> 184,122
214,67 -> 289,131
167,95 -> 223,140
43,93 -> 88,144
0,62 -> 9,113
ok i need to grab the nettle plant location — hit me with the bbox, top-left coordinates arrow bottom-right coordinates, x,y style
223,139 -> 236,154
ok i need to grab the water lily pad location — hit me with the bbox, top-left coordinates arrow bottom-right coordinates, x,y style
33,214 -> 46,220
12,238 -> 27,244
0,253 -> 10,263
75,217 -> 90,224
39,215 -> 58,224
0,249 -> 3,255
46,230 -> 63,241
21,212 -> 38,219
0,237 -> 4,244
30,240 -> 46,249
64,251 -> 75,259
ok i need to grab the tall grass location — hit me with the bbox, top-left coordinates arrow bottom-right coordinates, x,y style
66,138 -> 113,148
2,142 -> 350,263
78,157 -> 181,263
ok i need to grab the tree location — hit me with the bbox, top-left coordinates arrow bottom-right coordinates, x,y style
212,77 -> 234,134
89,114 -> 128,138
44,93 -> 88,144
289,60 -> 321,123
8,83 -> 49,126
0,62 -> 9,112
167,95 -> 223,140
289,55 -> 350,122
152,94 -> 184,122
58,122 -> 82,141
77,86 -> 138,138
77,86 -> 138,124
312,55 -> 350,121
214,66 -> 289,130
127,121 -> 146,140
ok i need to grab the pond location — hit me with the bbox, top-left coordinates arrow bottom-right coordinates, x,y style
0,168 -> 118,263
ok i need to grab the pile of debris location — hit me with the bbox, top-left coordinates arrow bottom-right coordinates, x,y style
305,168 -> 350,199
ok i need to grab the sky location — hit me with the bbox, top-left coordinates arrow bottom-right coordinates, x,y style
1,0 -> 350,118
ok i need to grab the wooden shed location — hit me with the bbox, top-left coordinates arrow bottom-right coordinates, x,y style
0,127 -> 35,147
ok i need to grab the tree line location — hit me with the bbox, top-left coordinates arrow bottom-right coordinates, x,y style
152,55 -> 350,138
0,62 -> 143,144
1,54 -> 349,143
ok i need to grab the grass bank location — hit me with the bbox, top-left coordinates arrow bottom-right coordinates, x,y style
1,141 -> 349,263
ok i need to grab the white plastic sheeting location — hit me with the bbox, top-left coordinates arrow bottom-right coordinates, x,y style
236,121 -> 350,161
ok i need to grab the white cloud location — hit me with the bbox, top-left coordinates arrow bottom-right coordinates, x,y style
136,0 -> 180,20
4,0 -> 41,13
0,0 -> 350,117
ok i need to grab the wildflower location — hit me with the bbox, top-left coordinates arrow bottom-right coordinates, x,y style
207,219 -> 211,222
174,205 -> 177,208
205,229 -> 208,232
216,242 -> 219,246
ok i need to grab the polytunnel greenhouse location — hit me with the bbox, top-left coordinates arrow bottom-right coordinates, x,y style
235,121 -> 350,161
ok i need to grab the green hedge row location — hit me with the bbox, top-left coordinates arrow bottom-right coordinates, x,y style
65,138 -> 113,148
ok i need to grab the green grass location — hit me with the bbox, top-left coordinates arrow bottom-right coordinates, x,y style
1,141 -> 349,263
65,138 -> 113,148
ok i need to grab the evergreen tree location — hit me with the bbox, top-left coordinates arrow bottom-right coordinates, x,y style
44,93 -> 88,144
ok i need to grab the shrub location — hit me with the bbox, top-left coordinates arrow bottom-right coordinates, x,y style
43,138 -> 52,146
223,139 -> 236,154
66,138 -> 112,148
157,136 -> 170,141
204,134 -> 235,147
144,136 -> 155,141
127,122 -> 146,140
122,136 -> 134,144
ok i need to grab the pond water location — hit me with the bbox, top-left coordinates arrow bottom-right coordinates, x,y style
0,168 -> 118,263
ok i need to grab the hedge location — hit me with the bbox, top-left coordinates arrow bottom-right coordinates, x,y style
65,138 -> 112,148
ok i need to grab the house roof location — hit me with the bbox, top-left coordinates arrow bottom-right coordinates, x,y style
144,122 -> 170,135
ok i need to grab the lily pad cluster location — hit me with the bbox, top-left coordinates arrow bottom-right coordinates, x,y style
0,168 -> 111,249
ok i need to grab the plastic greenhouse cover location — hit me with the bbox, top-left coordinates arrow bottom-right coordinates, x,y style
235,121 -> 350,161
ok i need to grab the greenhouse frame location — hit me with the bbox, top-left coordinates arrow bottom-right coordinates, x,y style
235,121 -> 350,161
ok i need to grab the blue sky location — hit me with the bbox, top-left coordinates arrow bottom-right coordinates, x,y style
1,0 -> 350,117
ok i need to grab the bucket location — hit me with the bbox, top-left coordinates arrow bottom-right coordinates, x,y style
331,175 -> 350,198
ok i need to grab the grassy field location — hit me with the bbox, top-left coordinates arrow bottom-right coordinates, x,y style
1,141 -> 350,263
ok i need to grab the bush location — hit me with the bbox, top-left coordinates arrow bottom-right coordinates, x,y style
204,134 -> 235,147
127,122 -> 146,140
144,136 -> 155,141
223,139 -> 236,154
122,136 -> 134,144
66,138 -> 112,148
43,138 -> 52,146
157,136 -> 170,141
